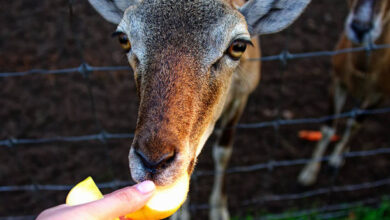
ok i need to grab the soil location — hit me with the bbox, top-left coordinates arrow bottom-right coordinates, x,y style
1,0 -> 390,219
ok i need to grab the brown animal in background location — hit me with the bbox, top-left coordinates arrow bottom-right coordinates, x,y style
299,0 -> 390,186
88,0 -> 311,219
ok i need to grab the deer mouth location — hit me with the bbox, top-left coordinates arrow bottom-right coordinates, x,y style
128,140 -> 194,186
346,18 -> 382,44
346,1 -> 383,44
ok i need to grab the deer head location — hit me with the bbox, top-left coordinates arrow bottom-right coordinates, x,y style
346,0 -> 390,44
88,0 -> 310,187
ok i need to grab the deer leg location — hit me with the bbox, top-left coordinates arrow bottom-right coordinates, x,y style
298,79 -> 347,186
210,141 -> 232,220
329,94 -> 382,168
298,126 -> 335,185
328,118 -> 360,168
210,98 -> 247,220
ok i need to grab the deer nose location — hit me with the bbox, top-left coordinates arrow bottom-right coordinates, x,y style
134,147 -> 176,174
351,20 -> 372,42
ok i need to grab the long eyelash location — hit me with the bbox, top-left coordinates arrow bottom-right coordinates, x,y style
226,39 -> 253,51
111,31 -> 124,37
236,39 -> 254,47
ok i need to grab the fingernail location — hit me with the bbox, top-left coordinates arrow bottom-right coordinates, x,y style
136,181 -> 155,194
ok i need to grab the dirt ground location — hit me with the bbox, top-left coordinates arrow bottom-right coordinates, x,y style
1,0 -> 390,219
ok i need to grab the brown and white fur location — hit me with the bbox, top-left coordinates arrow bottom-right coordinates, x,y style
299,0 -> 390,186
88,0 -> 310,219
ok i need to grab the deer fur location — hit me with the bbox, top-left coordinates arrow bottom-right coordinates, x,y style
88,0 -> 311,219
299,0 -> 390,186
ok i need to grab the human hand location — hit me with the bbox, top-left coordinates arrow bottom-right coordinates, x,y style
36,181 -> 155,220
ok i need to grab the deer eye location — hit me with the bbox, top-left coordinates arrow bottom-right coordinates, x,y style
113,31 -> 131,53
227,40 -> 250,60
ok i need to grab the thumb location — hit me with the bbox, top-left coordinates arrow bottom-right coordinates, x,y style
74,181 -> 155,219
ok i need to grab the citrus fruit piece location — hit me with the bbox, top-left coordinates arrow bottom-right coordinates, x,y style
125,173 -> 189,220
65,174 -> 189,220
66,176 -> 104,206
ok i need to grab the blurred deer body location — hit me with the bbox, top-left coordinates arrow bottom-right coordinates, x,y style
299,0 -> 390,186
88,0 -> 310,218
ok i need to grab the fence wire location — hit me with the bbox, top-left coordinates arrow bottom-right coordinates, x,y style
0,132 -> 134,148
187,177 -> 390,210
2,146 -> 389,192
196,146 -> 390,176
1,43 -> 390,78
0,63 -> 131,78
1,106 -> 389,148
257,195 -> 388,220
0,180 -> 133,192
1,195 -> 388,220
2,55 -> 390,219
2,53 -> 390,218
1,175 -> 389,213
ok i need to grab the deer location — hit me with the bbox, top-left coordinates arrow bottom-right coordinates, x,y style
87,0 -> 311,219
299,0 -> 390,186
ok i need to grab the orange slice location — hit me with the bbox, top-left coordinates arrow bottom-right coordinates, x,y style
125,173 -> 189,220
65,175 -> 189,220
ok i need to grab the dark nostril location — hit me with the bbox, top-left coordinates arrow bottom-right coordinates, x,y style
135,149 -> 176,172
351,21 -> 372,40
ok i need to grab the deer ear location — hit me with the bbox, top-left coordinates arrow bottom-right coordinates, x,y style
88,0 -> 140,24
240,0 -> 311,36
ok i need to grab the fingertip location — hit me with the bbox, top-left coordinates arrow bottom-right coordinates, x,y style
135,180 -> 155,194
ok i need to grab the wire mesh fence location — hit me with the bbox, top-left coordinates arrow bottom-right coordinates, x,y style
2,47 -> 390,218
1,146 -> 390,192
1,0 -> 390,219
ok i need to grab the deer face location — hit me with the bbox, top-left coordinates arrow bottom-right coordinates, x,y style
346,0 -> 389,44
88,0 -> 310,187
122,1 -> 252,186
